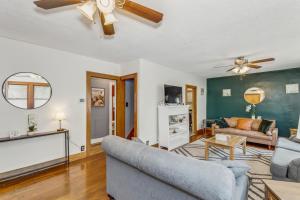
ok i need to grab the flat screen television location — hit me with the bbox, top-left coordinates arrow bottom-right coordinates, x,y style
164,85 -> 183,104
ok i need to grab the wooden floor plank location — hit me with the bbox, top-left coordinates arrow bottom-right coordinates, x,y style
0,153 -> 109,200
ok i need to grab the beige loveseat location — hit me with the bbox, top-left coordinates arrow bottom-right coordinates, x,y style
212,117 -> 278,149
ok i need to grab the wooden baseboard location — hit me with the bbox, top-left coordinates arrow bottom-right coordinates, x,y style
69,152 -> 87,163
152,143 -> 159,148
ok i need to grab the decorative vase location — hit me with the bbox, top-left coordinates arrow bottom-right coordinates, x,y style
28,114 -> 37,133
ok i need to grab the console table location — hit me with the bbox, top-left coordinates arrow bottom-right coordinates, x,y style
0,130 -> 69,183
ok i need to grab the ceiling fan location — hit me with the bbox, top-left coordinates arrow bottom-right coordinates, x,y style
33,0 -> 163,36
215,57 -> 275,75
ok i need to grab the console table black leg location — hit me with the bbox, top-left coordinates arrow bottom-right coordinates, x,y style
67,131 -> 70,164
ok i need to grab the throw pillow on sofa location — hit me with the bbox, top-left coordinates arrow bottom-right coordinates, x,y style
258,120 -> 273,134
236,119 -> 253,131
224,118 -> 238,128
251,119 -> 262,131
215,118 -> 229,128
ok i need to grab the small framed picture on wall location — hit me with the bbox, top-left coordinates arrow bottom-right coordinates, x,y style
91,88 -> 105,107
223,89 -> 231,97
286,84 -> 299,94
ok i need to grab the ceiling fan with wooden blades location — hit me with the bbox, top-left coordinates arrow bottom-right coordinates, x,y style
215,56 -> 275,75
33,0 -> 164,36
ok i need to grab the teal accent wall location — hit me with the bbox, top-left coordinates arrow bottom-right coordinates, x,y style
207,68 -> 300,137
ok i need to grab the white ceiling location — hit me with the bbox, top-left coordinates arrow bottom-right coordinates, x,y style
1,0 -> 300,77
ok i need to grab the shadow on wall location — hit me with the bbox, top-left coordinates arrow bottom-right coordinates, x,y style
207,68 -> 300,137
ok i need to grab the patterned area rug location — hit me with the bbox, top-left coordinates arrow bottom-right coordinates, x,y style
173,138 -> 273,200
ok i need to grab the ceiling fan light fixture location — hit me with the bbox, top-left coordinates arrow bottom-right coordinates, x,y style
232,67 -> 240,74
77,1 -> 97,21
239,66 -> 250,74
103,12 -> 118,25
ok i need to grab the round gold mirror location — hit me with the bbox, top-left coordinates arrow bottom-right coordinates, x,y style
244,87 -> 265,105
2,72 -> 52,110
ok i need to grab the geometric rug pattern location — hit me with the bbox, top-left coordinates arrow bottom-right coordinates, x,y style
172,138 -> 273,200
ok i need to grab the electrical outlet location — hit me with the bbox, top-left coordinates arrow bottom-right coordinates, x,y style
81,145 -> 85,152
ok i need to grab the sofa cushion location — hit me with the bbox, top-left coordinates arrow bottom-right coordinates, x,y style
225,118 -> 238,128
258,119 -> 273,134
271,147 -> 300,179
237,119 -> 253,131
288,158 -> 300,181
251,119 -> 262,131
215,118 -> 229,128
277,138 -> 300,153
215,128 -> 242,135
215,128 -> 272,141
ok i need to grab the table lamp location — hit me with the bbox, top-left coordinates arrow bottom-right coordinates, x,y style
55,112 -> 66,131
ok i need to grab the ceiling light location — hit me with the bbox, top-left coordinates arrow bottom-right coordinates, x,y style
103,13 -> 118,25
231,66 -> 250,74
77,1 -> 97,21
232,67 -> 240,74
97,0 -> 117,25
239,66 -> 250,74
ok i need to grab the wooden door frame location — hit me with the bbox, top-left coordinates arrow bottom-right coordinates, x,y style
120,73 -> 138,138
185,85 -> 198,135
86,71 -> 122,156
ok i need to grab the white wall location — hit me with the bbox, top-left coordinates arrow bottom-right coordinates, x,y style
121,59 -> 207,145
0,37 -> 207,173
0,37 -> 120,172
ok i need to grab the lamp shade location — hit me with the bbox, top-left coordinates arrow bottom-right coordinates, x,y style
77,1 -> 97,21
103,12 -> 118,25
55,112 -> 66,121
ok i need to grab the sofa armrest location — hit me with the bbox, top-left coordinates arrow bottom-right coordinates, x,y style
216,160 -> 250,178
271,128 -> 279,146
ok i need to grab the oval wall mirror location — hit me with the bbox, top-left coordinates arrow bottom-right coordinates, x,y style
244,87 -> 265,105
2,72 -> 52,109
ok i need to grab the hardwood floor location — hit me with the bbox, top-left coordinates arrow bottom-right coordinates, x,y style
0,153 -> 109,200
0,133 -> 270,200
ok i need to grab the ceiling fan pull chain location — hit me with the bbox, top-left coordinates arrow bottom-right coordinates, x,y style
116,0 -> 126,8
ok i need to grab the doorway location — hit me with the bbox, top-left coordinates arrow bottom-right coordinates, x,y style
120,73 -> 138,140
185,85 -> 197,136
86,72 -> 120,156
86,72 -> 138,156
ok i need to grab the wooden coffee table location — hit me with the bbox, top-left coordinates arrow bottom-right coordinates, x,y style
263,179 -> 300,200
204,135 -> 247,160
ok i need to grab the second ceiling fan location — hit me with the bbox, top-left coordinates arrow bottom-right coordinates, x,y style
34,0 -> 164,36
215,57 -> 275,75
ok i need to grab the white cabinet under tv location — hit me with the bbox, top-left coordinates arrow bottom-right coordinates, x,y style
158,105 -> 189,150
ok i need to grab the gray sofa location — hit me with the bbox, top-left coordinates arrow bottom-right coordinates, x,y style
271,137 -> 300,182
102,136 -> 250,200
